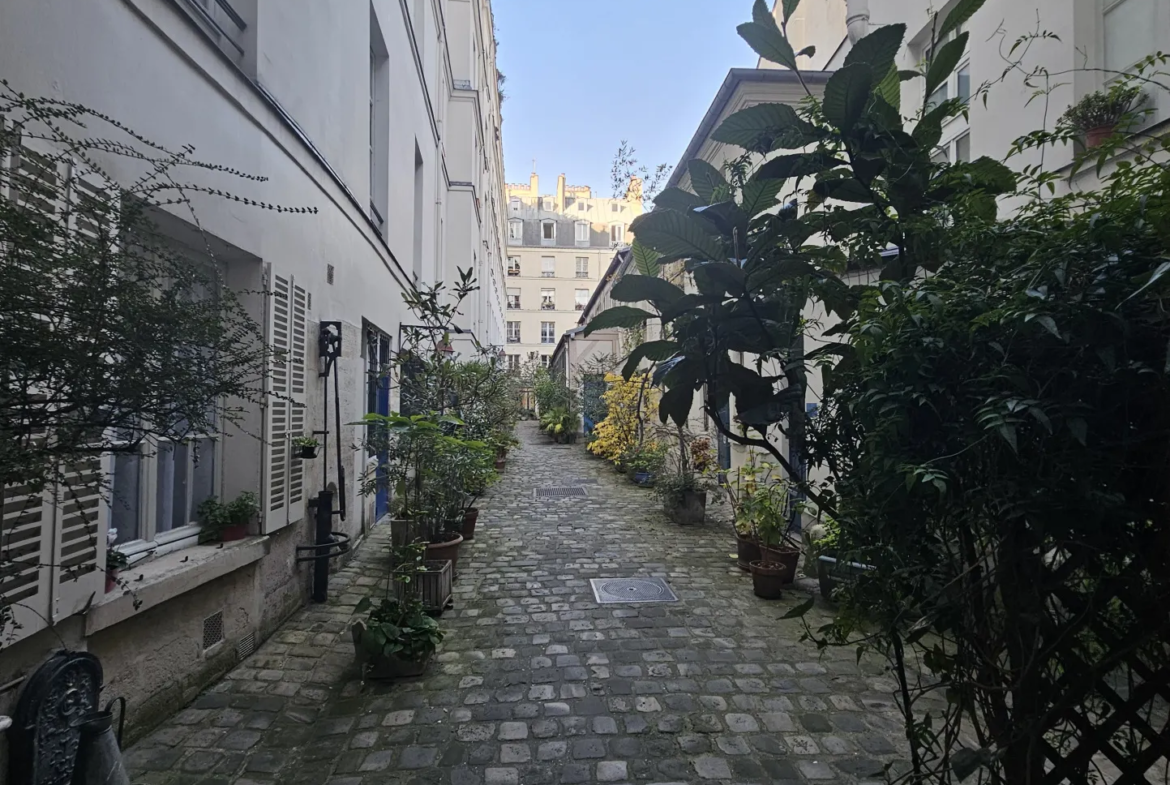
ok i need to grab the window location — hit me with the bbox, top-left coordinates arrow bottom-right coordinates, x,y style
507,256 -> 520,276
509,219 -> 522,242
541,322 -> 556,344
538,197 -> 546,211
957,64 -> 971,104
576,257 -> 589,278
509,196 -> 521,211
610,224 -> 625,245
541,288 -> 555,310
575,289 -> 589,311
1104,0 -> 1157,73
541,220 -> 556,245
926,81 -> 949,112
541,256 -> 555,277
541,354 -> 553,369
575,221 -> 589,245
610,202 -> 619,212
179,0 -> 250,62
507,288 -> 520,309
578,201 -> 588,211
507,321 -> 520,343
955,133 -> 971,163
369,26 -> 389,236
507,354 -> 520,371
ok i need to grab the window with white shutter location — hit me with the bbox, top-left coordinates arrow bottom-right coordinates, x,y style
264,270 -> 309,533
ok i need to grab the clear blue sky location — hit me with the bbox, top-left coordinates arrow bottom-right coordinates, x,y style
493,0 -> 761,196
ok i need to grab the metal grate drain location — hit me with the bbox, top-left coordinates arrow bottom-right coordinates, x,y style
534,486 -> 587,500
591,577 -> 679,604
202,610 -> 225,651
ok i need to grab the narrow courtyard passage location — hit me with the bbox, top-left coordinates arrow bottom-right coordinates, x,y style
127,423 -> 907,784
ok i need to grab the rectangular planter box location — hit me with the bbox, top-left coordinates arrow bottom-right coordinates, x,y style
817,555 -> 875,602
351,621 -> 433,679
393,560 -> 453,615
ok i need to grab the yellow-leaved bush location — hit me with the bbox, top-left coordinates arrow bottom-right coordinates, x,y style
587,373 -> 657,463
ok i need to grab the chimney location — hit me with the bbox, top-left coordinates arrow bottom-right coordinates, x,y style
529,171 -> 539,196
556,173 -> 566,213
846,0 -> 870,44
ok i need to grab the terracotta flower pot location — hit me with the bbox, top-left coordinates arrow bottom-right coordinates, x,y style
760,545 -> 799,584
427,532 -> 464,575
462,508 -> 479,541
1086,124 -> 1116,148
735,534 -> 761,572
494,457 -> 506,471
105,570 -> 119,593
750,560 -> 787,599
220,524 -> 247,542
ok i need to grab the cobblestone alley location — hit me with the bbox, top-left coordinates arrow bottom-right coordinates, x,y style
126,423 -> 908,785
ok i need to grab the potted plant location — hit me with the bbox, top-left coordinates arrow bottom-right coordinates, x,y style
1060,83 -> 1147,148
654,426 -> 711,525
293,435 -> 320,459
801,509 -> 875,602
749,559 -> 787,599
352,541 -> 445,678
628,443 -> 665,487
105,547 -> 129,593
197,491 -> 259,543
723,458 -> 785,571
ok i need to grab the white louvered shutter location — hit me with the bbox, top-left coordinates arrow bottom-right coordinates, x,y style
1,482 -> 54,644
264,271 -> 309,532
51,457 -> 106,621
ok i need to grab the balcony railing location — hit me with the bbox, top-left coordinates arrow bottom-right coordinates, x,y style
507,336 -> 520,343
507,268 -> 520,276
507,301 -> 520,309
541,271 -> 555,278
541,302 -> 555,310
575,303 -> 585,311
576,271 -> 589,278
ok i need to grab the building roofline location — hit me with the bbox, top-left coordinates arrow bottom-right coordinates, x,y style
664,68 -> 833,191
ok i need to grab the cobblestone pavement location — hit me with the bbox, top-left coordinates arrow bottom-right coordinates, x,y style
127,423 -> 909,785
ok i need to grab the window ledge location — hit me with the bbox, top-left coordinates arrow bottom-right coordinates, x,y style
86,536 -> 270,635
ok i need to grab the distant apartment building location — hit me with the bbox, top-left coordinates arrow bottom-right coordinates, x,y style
503,172 -> 642,373
0,0 -> 506,749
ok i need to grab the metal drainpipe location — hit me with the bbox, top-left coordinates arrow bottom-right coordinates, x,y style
846,0 -> 870,44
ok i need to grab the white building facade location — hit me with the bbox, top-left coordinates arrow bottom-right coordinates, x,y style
0,0 -> 505,746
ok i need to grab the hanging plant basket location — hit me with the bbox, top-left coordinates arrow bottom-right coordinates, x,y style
298,444 -> 320,459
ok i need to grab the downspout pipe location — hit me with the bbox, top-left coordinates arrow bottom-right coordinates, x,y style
846,0 -> 870,44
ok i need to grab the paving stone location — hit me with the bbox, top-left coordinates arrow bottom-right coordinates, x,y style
123,423 -> 906,785
693,756 -> 732,780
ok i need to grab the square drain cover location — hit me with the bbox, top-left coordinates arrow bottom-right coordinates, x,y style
591,577 -> 678,604
535,486 -> 587,499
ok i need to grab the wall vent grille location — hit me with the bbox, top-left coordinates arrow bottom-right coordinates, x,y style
202,610 -> 225,651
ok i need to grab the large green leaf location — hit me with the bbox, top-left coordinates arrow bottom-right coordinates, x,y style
755,151 -> 842,181
739,177 -> 784,218
652,187 -> 705,213
690,261 -> 746,296
937,0 -> 986,42
621,340 -> 680,380
737,20 -> 798,71
582,306 -> 655,336
631,240 -> 661,278
610,274 -> 685,306
814,178 -> 874,203
924,33 -> 968,100
752,0 -> 774,25
629,209 -> 725,263
781,0 -> 801,23
875,65 -> 902,111
688,159 -> 727,204
912,100 -> 956,149
843,24 -> 906,84
822,63 -> 873,131
658,384 -> 695,428
712,103 -> 816,153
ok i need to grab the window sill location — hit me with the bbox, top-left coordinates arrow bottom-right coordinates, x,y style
86,536 -> 270,635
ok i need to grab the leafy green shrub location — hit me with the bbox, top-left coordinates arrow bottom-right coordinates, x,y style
1059,82 -> 1146,131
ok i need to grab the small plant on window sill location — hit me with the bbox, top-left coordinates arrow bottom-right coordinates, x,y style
198,491 -> 260,543
293,435 -> 320,459
105,545 -> 130,593
1059,82 -> 1147,148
